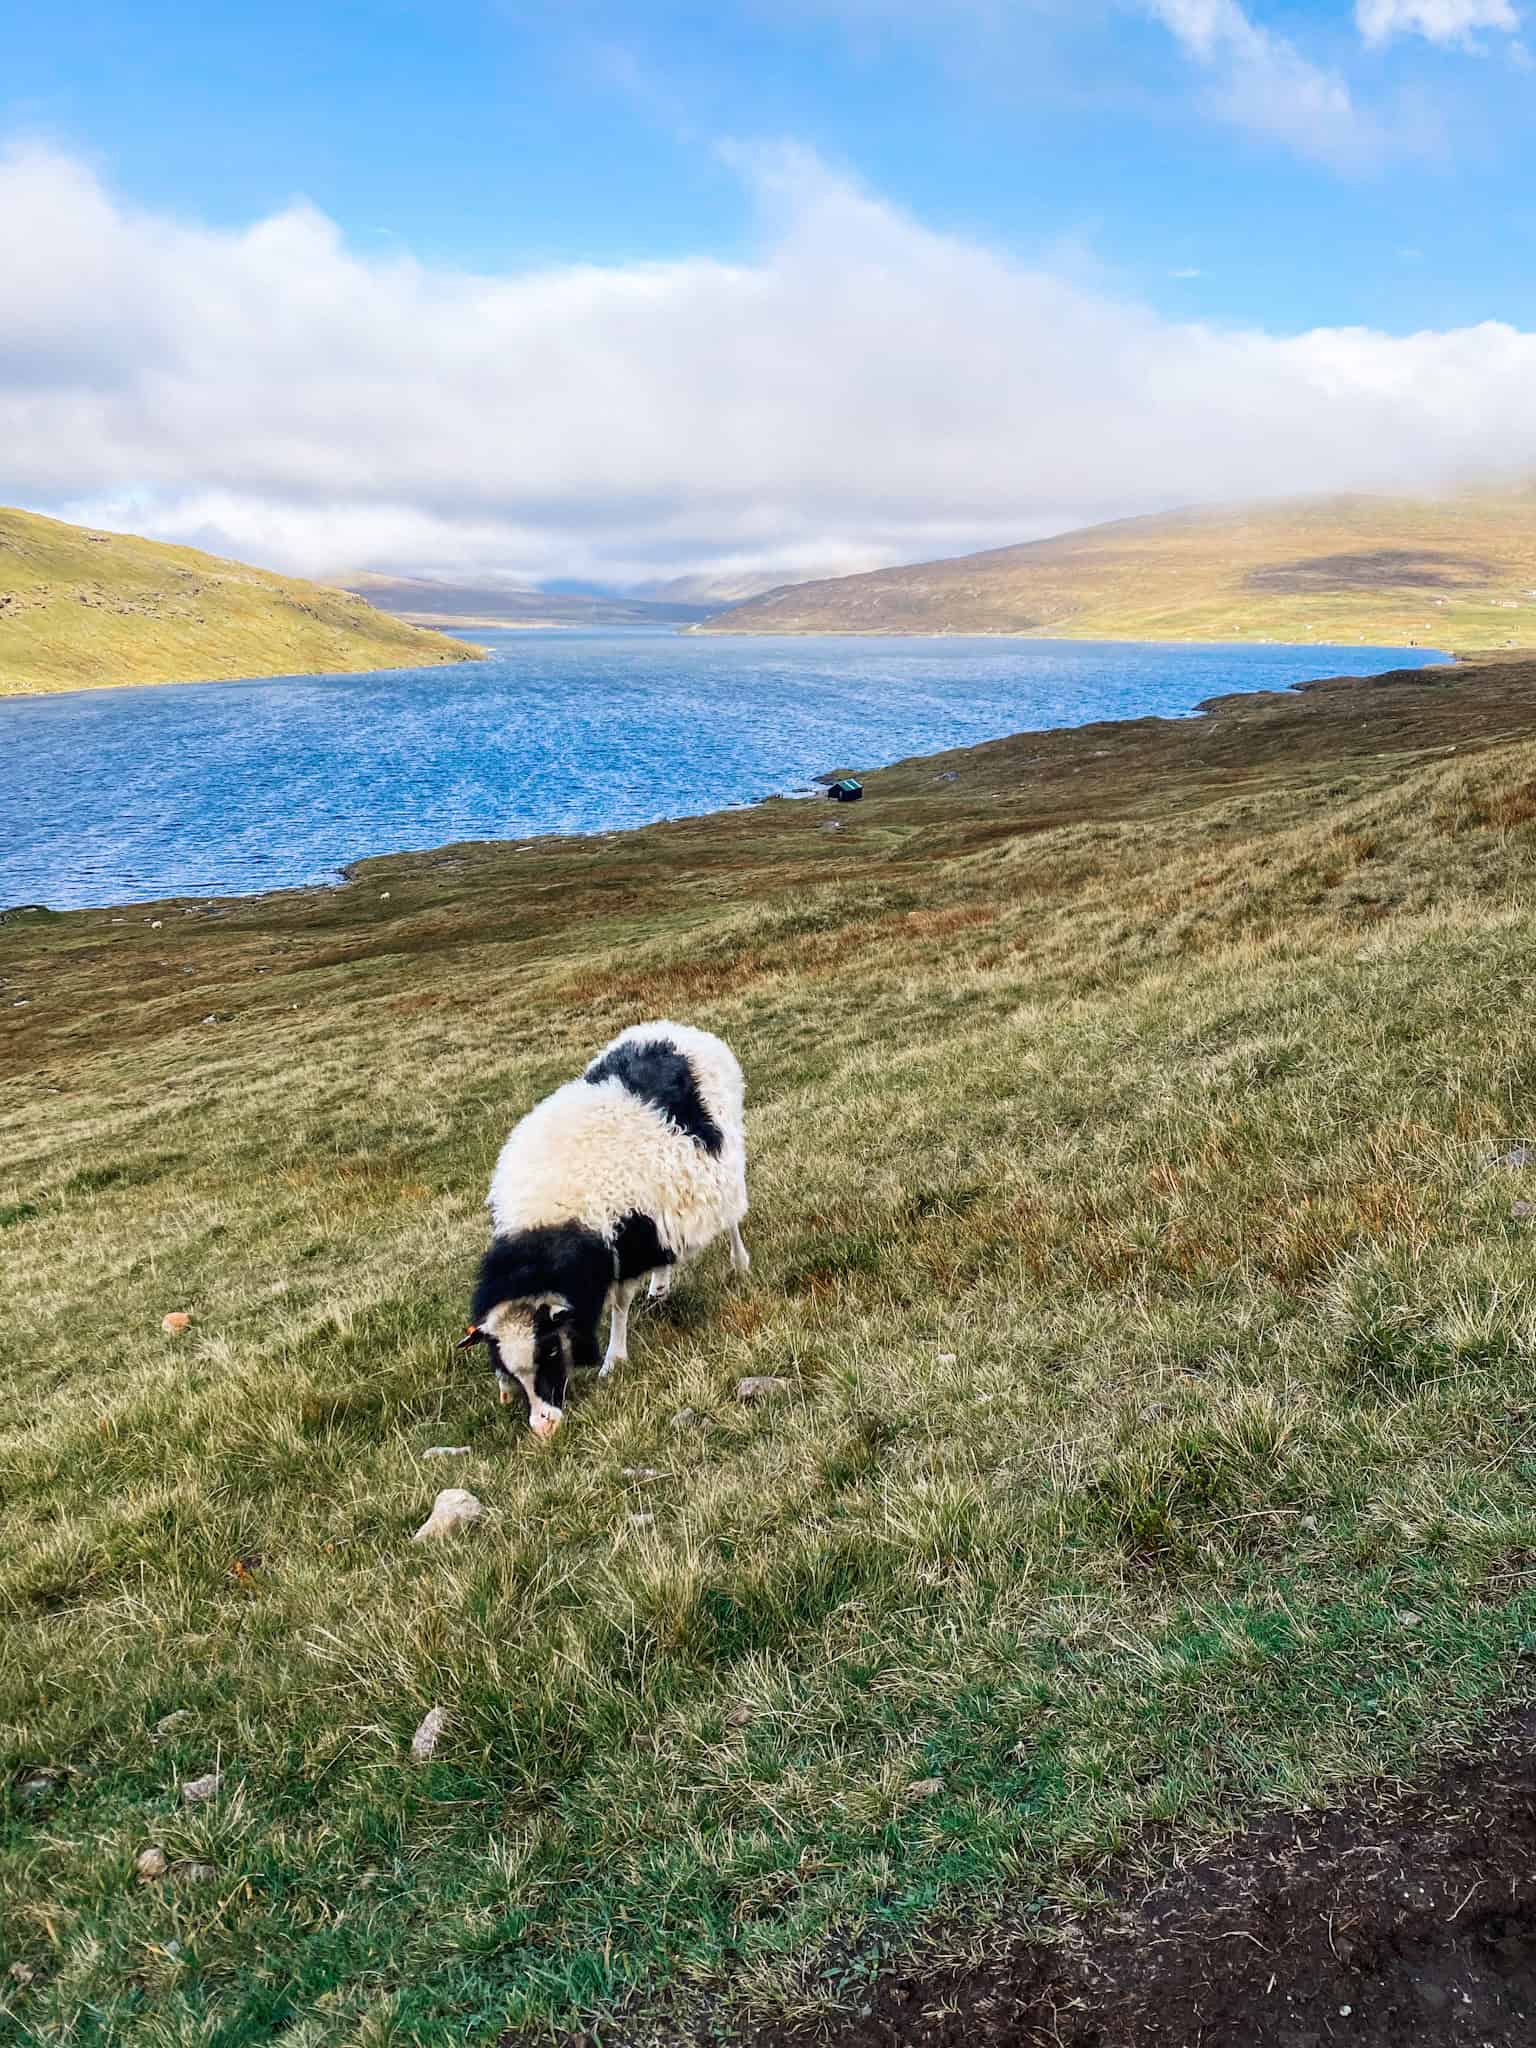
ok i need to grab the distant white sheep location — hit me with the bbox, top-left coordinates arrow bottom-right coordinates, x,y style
459,1020 -> 750,1436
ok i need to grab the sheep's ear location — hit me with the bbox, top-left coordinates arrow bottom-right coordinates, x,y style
456,1324 -> 488,1353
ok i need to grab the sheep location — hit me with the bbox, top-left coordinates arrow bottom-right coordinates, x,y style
458,1020 -> 750,1436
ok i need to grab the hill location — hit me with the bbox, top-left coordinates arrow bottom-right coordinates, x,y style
0,508 -> 481,697
343,571 -> 714,629
8,655 -> 1536,2042
703,489 -> 1536,648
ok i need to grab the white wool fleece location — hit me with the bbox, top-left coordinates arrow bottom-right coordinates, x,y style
487,1020 -> 748,1258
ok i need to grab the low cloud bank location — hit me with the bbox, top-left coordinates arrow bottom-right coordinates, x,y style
4,142 -> 1535,585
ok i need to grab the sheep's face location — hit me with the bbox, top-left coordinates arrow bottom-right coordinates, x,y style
470,1297 -> 574,1437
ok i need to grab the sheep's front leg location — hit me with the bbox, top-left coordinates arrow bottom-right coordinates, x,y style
728,1222 -> 751,1276
600,1278 -> 642,1378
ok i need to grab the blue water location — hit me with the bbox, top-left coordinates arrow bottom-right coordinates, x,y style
0,631 -> 1448,910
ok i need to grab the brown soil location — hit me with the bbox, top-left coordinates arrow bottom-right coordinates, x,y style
771,1712 -> 1536,2048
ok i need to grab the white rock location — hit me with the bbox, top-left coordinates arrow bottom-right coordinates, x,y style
180,1770 -> 222,1805
153,1710 -> 192,1742
135,1845 -> 168,1881
412,1488 -> 484,1542
422,1446 -> 470,1459
737,1376 -> 791,1403
411,1706 -> 448,1761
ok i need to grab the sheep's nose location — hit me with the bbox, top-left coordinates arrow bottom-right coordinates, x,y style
529,1407 -> 563,1440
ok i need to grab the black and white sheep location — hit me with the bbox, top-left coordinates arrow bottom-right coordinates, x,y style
459,1020 -> 750,1436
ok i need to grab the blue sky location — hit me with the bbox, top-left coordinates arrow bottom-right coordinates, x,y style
2,0 -> 1534,583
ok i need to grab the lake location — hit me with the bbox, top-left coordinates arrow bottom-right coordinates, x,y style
0,631 -> 1448,910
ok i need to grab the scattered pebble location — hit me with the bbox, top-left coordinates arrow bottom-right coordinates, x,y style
1397,1610 -> 1423,1629
170,1860 -> 219,1885
670,1407 -> 701,1430
1494,1144 -> 1536,1171
1513,1200 -> 1535,1221
1140,1402 -> 1171,1423
153,1710 -> 193,1742
8,1961 -> 34,1986
16,1768 -> 62,1800
422,1446 -> 471,1459
737,1376 -> 790,1403
628,1512 -> 655,1529
412,1488 -> 484,1542
180,1771 -> 222,1805
411,1706 -> 448,1762
726,1704 -> 755,1728
907,1777 -> 945,1800
161,1312 -> 191,1335
622,1466 -> 663,1480
135,1846 -> 168,1881
936,1352 -> 957,1364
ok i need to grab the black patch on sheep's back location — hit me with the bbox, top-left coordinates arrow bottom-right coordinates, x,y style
472,1222 -> 611,1373
585,1038 -> 724,1156
612,1209 -> 676,1282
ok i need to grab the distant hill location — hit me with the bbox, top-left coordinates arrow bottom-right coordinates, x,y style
343,573 -> 714,629
0,508 -> 481,698
701,491 -> 1536,649
638,561 -> 875,606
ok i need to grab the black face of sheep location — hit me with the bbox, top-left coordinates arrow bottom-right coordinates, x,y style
457,1302 -> 578,1437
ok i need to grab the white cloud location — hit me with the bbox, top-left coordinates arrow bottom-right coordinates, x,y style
4,141 -> 1536,586
1140,0 -> 1378,167
1356,0 -> 1518,46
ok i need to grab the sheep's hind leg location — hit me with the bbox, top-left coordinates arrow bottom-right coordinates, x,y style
728,1222 -> 751,1275
600,1279 -> 642,1378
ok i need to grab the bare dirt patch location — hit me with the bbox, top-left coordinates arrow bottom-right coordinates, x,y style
772,1712 -> 1536,2048
1246,549 -> 1497,595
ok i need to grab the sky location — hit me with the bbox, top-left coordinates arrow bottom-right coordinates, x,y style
3,0 -> 1535,587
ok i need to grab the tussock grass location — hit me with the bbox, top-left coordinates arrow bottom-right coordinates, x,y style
7,663 -> 1536,2042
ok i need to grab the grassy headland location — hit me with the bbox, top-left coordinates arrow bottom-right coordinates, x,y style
0,509 -> 481,697
705,488 -> 1536,649
9,656 -> 1536,2043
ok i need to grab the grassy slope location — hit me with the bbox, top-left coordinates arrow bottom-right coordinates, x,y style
0,509 -> 481,697
704,490 -> 1536,650
9,660 -> 1536,2042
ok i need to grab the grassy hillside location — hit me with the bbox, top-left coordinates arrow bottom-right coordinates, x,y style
10,657 -> 1536,2043
704,489 -> 1536,649
0,508 -> 481,696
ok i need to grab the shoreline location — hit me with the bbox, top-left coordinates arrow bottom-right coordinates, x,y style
1,643 -> 1454,918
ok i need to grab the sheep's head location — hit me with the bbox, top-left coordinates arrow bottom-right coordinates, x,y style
466,1226 -> 611,1434
458,1297 -> 574,1437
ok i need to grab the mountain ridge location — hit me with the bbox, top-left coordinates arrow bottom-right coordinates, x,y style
699,490 -> 1536,649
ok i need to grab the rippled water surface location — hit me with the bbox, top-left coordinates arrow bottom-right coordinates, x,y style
0,631 -> 1446,909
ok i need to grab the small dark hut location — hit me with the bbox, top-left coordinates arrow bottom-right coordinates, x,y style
826,777 -> 864,803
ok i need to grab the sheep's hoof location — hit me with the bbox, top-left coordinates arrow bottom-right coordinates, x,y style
598,1359 -> 623,1380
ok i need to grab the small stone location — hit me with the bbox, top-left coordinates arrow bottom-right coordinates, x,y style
1397,1610 -> 1422,1629
907,1777 -> 944,1800
422,1446 -> 470,1459
169,1860 -> 219,1885
180,1771 -> 222,1805
936,1352 -> 957,1364
412,1488 -> 484,1542
153,1710 -> 192,1742
1140,1402 -> 1171,1423
135,1846 -> 169,1881
622,1466 -> 663,1479
726,1704 -> 755,1728
8,1961 -> 34,1985
410,1706 -> 448,1761
1513,1201 -> 1535,1220
1495,1144 -> 1536,1170
737,1376 -> 791,1403
17,1768 -> 62,1799
670,1407 -> 700,1430
1339,2006 -> 1352,2018
628,1512 -> 655,1528
161,1312 -> 191,1335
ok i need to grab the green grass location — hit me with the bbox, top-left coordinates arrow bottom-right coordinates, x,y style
7,659 -> 1536,2043
0,506 -> 480,697
706,486 -> 1536,650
